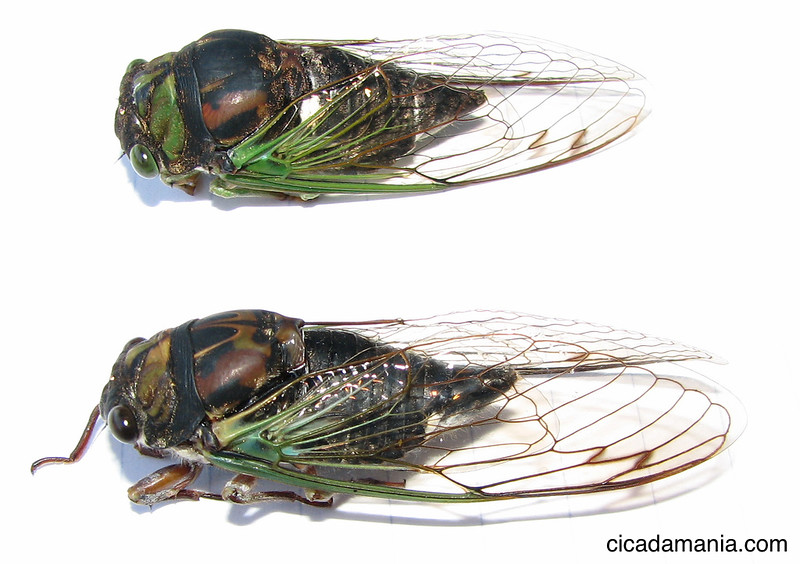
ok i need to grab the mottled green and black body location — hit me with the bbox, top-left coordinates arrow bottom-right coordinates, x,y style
34,309 -> 739,506
100,310 -> 516,467
115,30 -> 486,196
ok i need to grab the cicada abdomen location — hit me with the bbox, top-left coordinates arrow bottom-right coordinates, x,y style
116,31 -> 649,199
33,310 -> 741,509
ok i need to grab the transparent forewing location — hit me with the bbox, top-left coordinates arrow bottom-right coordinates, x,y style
334,33 -> 649,184
225,33 -> 648,194
215,312 -> 738,501
324,311 -> 717,370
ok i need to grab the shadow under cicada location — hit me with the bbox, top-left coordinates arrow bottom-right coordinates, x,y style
31,310 -> 742,511
115,30 -> 649,199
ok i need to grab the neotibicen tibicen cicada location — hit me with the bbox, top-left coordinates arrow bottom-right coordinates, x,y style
116,30 -> 649,199
32,310 -> 741,508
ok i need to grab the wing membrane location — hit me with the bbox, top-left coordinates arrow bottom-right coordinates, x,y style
208,312 -> 737,502
327,311 -> 717,368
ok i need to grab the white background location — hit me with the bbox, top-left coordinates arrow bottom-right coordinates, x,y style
2,1 -> 796,562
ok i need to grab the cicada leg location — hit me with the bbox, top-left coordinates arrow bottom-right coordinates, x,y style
287,463 -> 337,505
354,477 -> 407,488
127,462 -> 205,505
294,464 -> 405,497
135,444 -> 170,458
208,177 -> 320,201
171,173 -> 201,195
221,473 -> 333,508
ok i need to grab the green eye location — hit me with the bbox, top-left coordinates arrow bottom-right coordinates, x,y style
126,58 -> 147,73
129,144 -> 159,178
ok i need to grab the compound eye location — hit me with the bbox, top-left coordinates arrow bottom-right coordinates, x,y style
126,58 -> 147,73
108,405 -> 139,443
128,144 -> 159,178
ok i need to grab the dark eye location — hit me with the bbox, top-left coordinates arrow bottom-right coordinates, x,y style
108,405 -> 139,443
128,144 -> 159,178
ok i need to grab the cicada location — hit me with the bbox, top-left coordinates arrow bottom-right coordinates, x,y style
116,30 -> 649,199
31,310 -> 741,508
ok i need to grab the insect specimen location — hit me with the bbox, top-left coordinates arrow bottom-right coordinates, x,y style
31,310 -> 740,507
116,30 -> 649,199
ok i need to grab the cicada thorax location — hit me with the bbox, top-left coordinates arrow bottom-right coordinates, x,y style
116,30 -> 486,189
100,310 -> 306,450
184,31 -> 306,151
189,310 -> 305,416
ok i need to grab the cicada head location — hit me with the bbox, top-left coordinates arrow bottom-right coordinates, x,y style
100,328 -> 205,451
115,53 -> 196,186
115,31 -> 300,195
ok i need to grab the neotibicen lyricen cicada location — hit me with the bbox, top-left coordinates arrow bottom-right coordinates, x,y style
116,30 -> 649,199
32,310 -> 741,508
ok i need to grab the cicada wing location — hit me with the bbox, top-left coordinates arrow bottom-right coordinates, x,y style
217,33 -> 648,197
323,311 -> 719,370
352,32 -> 649,185
208,312 -> 739,502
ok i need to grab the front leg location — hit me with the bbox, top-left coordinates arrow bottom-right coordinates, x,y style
128,462 -> 204,505
170,172 -> 202,195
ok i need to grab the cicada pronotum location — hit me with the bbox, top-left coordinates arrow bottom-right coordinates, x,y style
116,30 -> 649,199
32,310 -> 741,508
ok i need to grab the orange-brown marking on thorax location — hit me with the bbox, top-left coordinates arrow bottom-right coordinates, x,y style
202,90 -> 268,130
